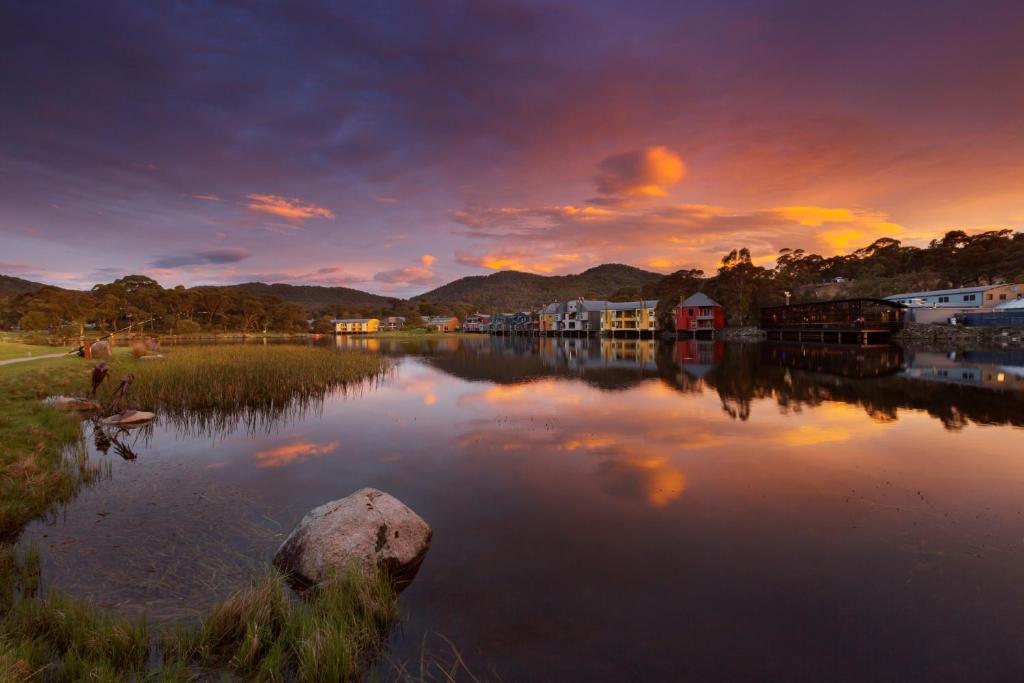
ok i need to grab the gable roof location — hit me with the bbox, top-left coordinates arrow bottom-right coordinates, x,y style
681,292 -> 720,308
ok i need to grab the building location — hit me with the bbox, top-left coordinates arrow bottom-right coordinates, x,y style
885,284 -> 1022,308
600,300 -> 658,337
488,313 -> 515,334
463,313 -> 491,333
673,293 -> 725,335
425,315 -> 459,332
539,303 -> 561,334
380,316 -> 406,331
560,299 -> 605,336
333,318 -> 379,334
760,298 -> 904,343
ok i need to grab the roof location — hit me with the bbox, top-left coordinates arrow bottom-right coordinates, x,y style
542,303 -> 560,313
761,298 -> 906,312
426,315 -> 457,323
680,292 -> 720,308
884,285 -> 999,300
332,318 -> 377,323
602,299 -> 658,310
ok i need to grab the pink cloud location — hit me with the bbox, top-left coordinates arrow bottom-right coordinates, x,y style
246,194 -> 336,221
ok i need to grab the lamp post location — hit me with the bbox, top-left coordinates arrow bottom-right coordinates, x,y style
784,290 -> 792,306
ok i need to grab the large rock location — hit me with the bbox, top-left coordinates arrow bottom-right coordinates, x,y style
273,488 -> 431,589
90,340 -> 111,359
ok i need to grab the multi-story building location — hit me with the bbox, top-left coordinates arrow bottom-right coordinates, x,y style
425,316 -> 459,332
600,300 -> 658,337
674,293 -> 725,335
332,318 -> 380,334
463,313 -> 492,333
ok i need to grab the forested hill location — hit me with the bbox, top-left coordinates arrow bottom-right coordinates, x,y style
226,282 -> 397,310
412,264 -> 662,308
0,274 -> 48,299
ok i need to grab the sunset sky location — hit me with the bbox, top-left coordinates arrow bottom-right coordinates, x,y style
2,1 -> 1023,297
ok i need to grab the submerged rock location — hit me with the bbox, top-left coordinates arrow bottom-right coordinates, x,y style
273,488 -> 431,590
47,396 -> 101,411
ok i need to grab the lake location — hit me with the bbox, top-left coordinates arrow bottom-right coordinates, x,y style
22,337 -> 1024,681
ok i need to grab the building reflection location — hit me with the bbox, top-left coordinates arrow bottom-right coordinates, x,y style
329,334 -> 1024,430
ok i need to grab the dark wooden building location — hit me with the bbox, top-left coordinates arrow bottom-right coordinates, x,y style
760,298 -> 905,344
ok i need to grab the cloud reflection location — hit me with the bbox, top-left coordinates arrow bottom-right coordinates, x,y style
253,438 -> 340,468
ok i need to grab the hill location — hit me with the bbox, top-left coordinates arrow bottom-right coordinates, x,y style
226,282 -> 397,311
412,264 -> 663,309
0,274 -> 48,299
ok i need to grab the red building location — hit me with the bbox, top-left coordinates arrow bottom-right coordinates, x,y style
674,293 -> 725,334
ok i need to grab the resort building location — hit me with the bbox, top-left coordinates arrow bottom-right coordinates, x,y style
559,299 -> 605,336
540,303 -> 561,334
425,315 -> 459,332
885,284 -> 1022,308
760,298 -> 905,344
333,318 -> 380,334
380,316 -> 406,331
673,293 -> 725,335
600,300 -> 658,337
463,313 -> 491,333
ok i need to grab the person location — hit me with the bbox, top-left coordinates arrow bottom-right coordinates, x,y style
91,362 -> 109,397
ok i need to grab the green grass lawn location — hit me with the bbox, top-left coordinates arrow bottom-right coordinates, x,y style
0,340 -> 68,362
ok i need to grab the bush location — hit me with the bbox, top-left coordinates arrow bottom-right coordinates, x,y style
174,319 -> 202,335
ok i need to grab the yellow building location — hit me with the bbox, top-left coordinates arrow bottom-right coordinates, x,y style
600,300 -> 658,337
983,283 -> 1024,305
333,318 -> 379,334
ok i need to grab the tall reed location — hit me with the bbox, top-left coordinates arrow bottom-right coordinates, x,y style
117,346 -> 390,435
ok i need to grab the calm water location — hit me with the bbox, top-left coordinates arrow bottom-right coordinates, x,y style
22,337 -> 1024,681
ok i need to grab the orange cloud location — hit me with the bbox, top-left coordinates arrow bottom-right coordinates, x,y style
420,254 -> 436,266
191,193 -> 222,201
253,438 -> 339,468
456,249 -> 583,274
592,146 -> 686,203
246,194 -> 335,221
454,199 -> 909,275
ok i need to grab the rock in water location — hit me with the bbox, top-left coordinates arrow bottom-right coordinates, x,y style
273,488 -> 431,589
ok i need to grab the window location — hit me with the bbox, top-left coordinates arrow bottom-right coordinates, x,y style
963,294 -> 976,302
1000,294 -> 1007,300
938,296 -> 949,303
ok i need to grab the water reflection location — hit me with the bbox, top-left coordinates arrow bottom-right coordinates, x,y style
21,337 -> 1024,681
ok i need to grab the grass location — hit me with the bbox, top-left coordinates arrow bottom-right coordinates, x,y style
0,355 -> 110,539
164,567 -> 397,681
0,340 -> 64,362
122,345 -> 390,435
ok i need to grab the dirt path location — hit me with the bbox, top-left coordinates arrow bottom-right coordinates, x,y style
0,352 -> 68,366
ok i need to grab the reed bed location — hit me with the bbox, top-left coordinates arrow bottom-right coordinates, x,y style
119,346 -> 390,436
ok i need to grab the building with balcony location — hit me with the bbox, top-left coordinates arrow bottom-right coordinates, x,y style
600,300 -> 658,338
332,318 -> 380,334
673,293 -> 725,336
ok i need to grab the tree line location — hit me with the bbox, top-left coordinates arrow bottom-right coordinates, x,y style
644,229 -> 1024,326
4,229 -> 1023,333
0,275 -> 479,336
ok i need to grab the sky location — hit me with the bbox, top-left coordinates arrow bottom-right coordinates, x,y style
2,0 -> 1023,297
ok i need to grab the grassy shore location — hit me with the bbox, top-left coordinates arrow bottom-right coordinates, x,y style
0,341 -> 413,681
